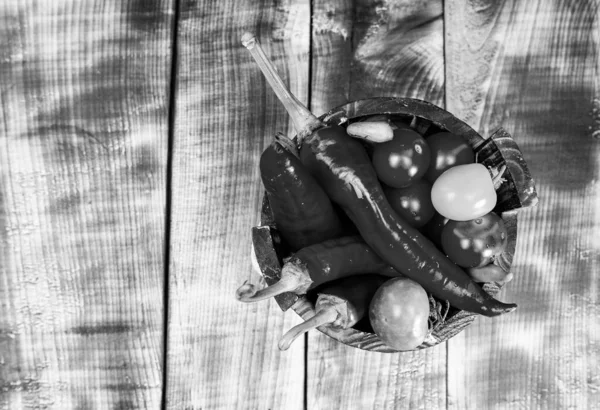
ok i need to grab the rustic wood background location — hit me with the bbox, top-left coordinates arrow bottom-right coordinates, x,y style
1,0 -> 599,409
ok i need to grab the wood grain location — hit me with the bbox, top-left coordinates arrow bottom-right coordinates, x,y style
352,0 -> 445,102
305,1 -> 448,409
2,1 -> 599,408
445,0 -> 600,408
310,0 -> 354,116
0,1 -> 173,409
165,1 -> 308,408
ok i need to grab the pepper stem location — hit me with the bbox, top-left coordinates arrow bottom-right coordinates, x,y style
235,275 -> 295,303
274,132 -> 299,157
242,32 -> 323,143
235,260 -> 313,303
278,307 -> 339,351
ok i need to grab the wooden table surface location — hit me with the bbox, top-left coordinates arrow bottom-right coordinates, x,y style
1,1 -> 599,409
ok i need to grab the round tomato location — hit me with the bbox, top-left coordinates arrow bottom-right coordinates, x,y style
372,128 -> 430,188
369,277 -> 430,351
430,163 -> 497,221
384,179 -> 435,228
440,212 -> 507,268
425,132 -> 475,183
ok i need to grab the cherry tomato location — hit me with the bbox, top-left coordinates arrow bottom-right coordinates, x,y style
372,128 -> 430,188
440,212 -> 507,268
369,277 -> 430,351
425,132 -> 475,183
431,163 -> 497,221
384,179 -> 435,228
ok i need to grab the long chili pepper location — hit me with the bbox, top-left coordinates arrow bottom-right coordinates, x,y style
259,134 -> 345,251
236,235 -> 401,303
278,274 -> 387,350
242,33 -> 516,317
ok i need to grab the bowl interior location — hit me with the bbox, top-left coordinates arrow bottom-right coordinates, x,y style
252,97 -> 537,352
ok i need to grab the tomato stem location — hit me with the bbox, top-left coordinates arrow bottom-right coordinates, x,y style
490,164 -> 507,190
242,33 -> 323,144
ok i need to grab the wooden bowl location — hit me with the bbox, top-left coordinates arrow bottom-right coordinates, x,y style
251,97 -> 538,352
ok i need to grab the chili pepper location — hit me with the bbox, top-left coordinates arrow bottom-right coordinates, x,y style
346,121 -> 394,143
259,135 -> 345,252
236,235 -> 401,303
278,274 -> 387,350
242,33 -> 517,317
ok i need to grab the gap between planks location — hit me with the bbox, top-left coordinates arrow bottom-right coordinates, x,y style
162,0 -> 181,408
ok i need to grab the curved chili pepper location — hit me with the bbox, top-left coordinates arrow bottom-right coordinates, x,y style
236,235 -> 401,302
242,33 -> 516,317
259,137 -> 344,252
278,274 -> 387,350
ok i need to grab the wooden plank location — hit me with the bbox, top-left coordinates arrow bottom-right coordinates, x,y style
164,1 -> 308,408
351,0 -> 445,102
309,0 -> 354,115
445,0 -> 600,408
305,1 -> 448,408
0,1 -> 173,409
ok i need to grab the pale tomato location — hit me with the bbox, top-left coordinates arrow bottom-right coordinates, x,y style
431,163 -> 497,221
